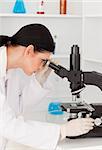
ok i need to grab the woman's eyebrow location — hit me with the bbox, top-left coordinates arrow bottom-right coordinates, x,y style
41,58 -> 50,61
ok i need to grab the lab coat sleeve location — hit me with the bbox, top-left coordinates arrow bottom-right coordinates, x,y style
0,92 -> 61,150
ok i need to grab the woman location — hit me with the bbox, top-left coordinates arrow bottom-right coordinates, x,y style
0,24 -> 94,150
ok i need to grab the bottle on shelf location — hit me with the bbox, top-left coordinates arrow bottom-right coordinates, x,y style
60,0 -> 67,14
36,0 -> 45,14
13,0 -> 26,13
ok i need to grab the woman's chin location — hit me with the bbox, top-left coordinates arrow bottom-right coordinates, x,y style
23,70 -> 33,76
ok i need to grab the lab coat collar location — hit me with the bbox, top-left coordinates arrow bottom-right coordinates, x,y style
0,46 -> 7,78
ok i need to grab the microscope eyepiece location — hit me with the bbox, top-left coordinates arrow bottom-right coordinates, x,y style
70,45 -> 80,71
48,61 -> 60,72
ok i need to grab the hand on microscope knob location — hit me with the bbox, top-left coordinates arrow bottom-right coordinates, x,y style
60,118 -> 94,140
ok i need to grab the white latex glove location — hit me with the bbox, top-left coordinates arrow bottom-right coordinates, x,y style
35,65 -> 52,86
60,118 -> 94,140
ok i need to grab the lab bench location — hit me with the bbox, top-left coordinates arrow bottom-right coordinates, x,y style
6,111 -> 102,150
6,138 -> 102,150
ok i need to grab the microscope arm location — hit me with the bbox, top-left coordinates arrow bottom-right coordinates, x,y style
83,71 -> 102,91
49,62 -> 81,80
49,62 -> 102,93
49,62 -> 85,93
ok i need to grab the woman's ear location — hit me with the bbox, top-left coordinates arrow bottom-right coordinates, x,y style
24,45 -> 35,57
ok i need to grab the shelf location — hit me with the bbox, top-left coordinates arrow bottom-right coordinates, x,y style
0,13 -> 82,18
52,54 -> 69,59
84,58 -> 102,64
51,57 -> 102,63
2,13 -> 102,19
84,15 -> 102,18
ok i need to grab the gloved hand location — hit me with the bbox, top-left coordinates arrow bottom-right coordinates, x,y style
60,118 -> 94,140
35,65 -> 52,86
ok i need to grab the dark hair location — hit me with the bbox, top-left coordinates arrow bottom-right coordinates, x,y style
0,36 -> 12,46
0,24 -> 55,53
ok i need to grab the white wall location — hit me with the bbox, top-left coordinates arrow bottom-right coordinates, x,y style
83,0 -> 102,16
81,0 -> 102,105
1,1 -> 102,111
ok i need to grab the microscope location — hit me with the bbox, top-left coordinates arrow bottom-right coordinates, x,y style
48,45 -> 102,138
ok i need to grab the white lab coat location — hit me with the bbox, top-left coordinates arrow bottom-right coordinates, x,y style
0,46 -> 60,150
6,68 -> 49,116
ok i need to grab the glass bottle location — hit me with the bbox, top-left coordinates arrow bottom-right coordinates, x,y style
60,0 -> 67,14
37,0 -> 45,14
13,0 -> 26,13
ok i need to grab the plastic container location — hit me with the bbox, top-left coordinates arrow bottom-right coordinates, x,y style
60,0 -> 67,14
46,102 -> 69,124
13,0 -> 26,13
